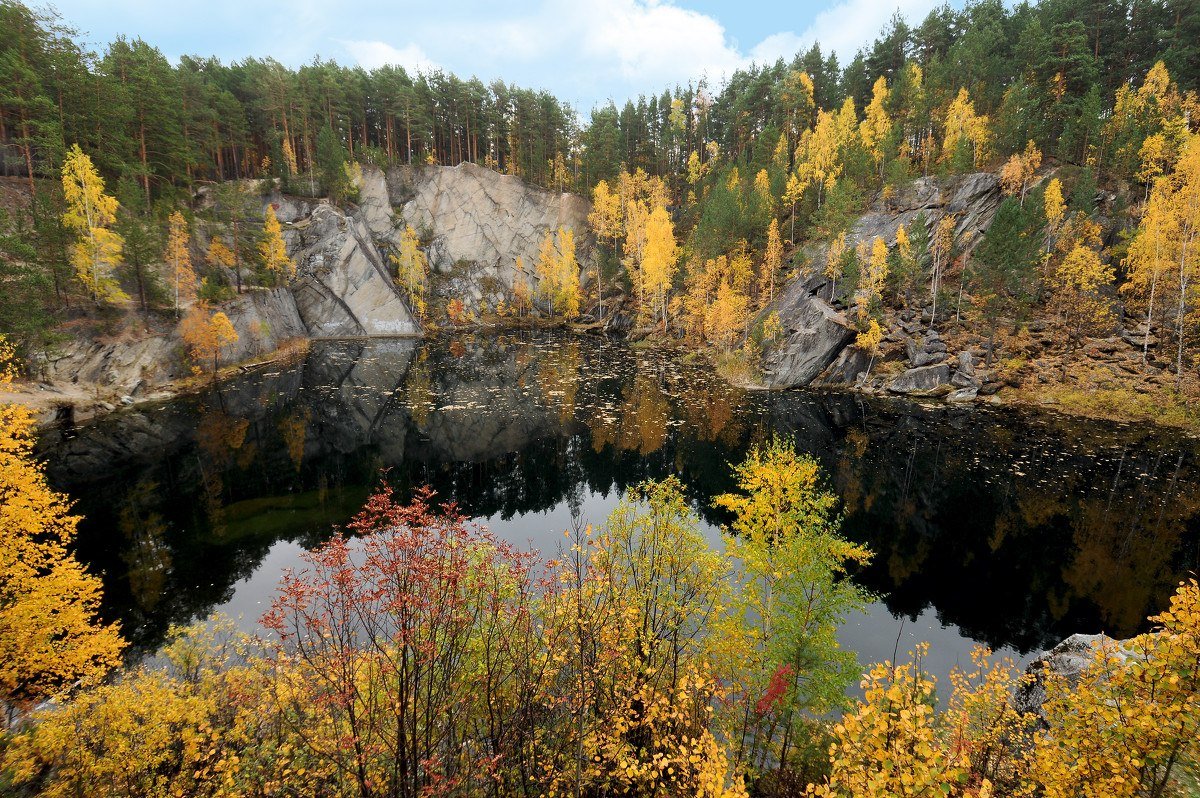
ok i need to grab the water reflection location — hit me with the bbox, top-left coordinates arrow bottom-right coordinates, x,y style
41,333 -> 1200,677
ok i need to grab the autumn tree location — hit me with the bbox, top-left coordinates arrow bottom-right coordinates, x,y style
1050,243 -> 1114,369
1031,579 -> 1200,798
165,210 -> 195,315
588,178 -> 622,319
814,643 -> 1032,798
534,227 -> 581,318
1044,177 -> 1066,247
941,88 -> 990,171
0,336 -> 124,729
715,437 -> 870,774
761,218 -> 784,306
391,225 -> 429,319
1123,186 -> 1178,363
261,484 -> 544,798
1124,134 -> 1200,382
859,76 -> 892,181
641,205 -> 678,327
60,143 -> 126,302
180,305 -> 239,375
258,205 -> 295,284
999,140 -> 1042,206
206,236 -> 235,283
855,236 -> 889,323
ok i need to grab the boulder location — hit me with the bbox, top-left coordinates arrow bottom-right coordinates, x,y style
759,281 -> 856,389
912,351 -> 944,368
951,369 -> 981,389
887,364 -> 951,396
946,387 -> 978,402
1014,634 -> 1128,721
815,345 -> 873,387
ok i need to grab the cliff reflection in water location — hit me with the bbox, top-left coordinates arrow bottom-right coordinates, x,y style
41,333 -> 1200,658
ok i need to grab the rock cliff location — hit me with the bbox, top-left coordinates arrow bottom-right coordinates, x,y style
756,173 -> 1003,391
29,165 -> 592,407
386,163 -> 594,311
34,287 -> 306,399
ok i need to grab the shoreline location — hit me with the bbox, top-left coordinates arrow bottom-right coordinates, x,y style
8,328 -> 1199,438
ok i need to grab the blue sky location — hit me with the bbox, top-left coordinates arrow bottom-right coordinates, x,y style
48,0 -> 954,112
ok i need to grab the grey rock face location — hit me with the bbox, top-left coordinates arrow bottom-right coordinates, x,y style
951,369 -> 981,389
814,345 -> 873,387
946,386 -> 979,402
887,364 -> 951,395
759,278 -> 856,389
288,204 -> 420,337
388,163 -> 593,310
219,287 -> 308,363
35,288 -> 307,394
801,173 -> 1002,305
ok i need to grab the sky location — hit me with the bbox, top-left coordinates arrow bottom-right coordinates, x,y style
46,0 -> 957,112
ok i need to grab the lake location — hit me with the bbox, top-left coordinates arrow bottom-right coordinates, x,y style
38,332 -> 1200,692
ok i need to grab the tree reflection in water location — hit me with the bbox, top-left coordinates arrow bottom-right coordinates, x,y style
40,332 -> 1200,667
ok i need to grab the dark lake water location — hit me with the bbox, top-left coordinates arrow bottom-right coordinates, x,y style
38,333 -> 1200,691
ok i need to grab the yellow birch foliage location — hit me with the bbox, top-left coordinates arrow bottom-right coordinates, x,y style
390,225 -> 429,319
0,336 -> 124,723
1050,243 -> 1115,343
1044,177 -> 1066,234
641,205 -> 679,326
1032,579 -> 1200,798
860,76 -> 892,175
555,226 -> 581,318
814,644 -> 976,798
1122,186 -> 1179,336
206,237 -> 235,272
588,179 -> 623,246
259,205 -> 295,281
793,104 -> 854,207
166,211 -> 196,310
856,236 -> 890,321
762,218 -> 784,305
535,229 -> 561,314
999,141 -> 1042,203
281,137 -> 298,174
855,318 -> 883,357
61,143 -> 127,302
942,88 -> 991,168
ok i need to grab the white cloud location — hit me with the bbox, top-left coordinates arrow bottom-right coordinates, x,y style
572,0 -> 743,82
341,40 -> 439,74
748,32 -> 808,65
794,0 -> 945,60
